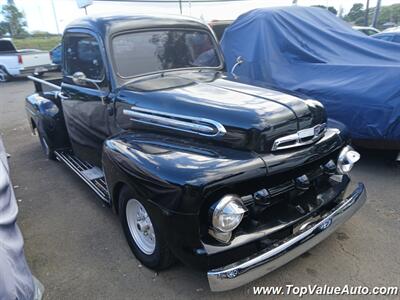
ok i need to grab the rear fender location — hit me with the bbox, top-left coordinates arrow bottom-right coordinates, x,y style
25,92 -> 70,150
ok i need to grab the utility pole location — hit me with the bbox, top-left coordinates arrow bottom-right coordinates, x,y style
364,0 -> 370,26
51,0 -> 60,35
179,0 -> 182,14
372,0 -> 382,28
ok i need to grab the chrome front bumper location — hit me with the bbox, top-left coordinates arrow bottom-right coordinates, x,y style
207,183 -> 367,292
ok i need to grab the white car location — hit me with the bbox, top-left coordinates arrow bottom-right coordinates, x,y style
352,26 -> 380,36
0,39 -> 57,82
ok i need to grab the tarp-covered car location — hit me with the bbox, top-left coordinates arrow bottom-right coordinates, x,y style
221,6 -> 400,147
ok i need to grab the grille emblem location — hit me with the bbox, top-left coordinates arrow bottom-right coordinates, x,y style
318,218 -> 333,231
271,123 -> 327,151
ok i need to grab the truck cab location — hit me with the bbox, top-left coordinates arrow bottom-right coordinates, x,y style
25,14 -> 366,292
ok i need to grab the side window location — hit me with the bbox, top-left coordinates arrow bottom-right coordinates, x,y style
64,33 -> 105,81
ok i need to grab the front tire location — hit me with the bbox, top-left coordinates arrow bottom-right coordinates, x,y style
119,186 -> 175,270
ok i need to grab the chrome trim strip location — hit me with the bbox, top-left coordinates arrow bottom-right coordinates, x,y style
207,183 -> 366,292
271,123 -> 327,151
27,76 -> 61,91
123,106 -> 226,137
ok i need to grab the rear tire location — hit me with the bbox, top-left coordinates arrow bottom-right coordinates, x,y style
119,186 -> 175,270
0,67 -> 9,82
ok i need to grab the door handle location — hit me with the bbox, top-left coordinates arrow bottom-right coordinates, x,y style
58,92 -> 70,100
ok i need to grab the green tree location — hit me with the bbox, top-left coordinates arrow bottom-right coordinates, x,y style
0,22 -> 10,36
344,3 -> 365,25
0,4 -> 27,37
344,3 -> 400,29
375,4 -> 400,29
312,5 -> 338,16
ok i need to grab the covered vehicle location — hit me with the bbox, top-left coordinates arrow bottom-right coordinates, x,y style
373,27 -> 400,43
221,6 -> 400,147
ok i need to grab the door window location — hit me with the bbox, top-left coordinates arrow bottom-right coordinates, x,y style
64,33 -> 105,81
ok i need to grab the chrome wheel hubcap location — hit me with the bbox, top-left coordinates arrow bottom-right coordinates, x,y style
126,199 -> 156,255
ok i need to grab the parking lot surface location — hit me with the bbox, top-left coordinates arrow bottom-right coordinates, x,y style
0,76 -> 399,299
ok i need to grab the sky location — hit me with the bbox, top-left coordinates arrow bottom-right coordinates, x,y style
1,0 -> 400,34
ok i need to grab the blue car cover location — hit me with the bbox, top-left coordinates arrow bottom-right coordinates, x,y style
221,6 -> 400,143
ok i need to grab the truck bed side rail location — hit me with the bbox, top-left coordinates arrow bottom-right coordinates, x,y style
27,75 -> 61,93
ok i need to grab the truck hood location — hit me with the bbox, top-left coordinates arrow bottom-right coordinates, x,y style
116,71 -> 326,153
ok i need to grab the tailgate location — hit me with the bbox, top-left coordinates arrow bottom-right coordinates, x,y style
20,51 -> 51,68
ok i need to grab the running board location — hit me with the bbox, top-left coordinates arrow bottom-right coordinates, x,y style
54,150 -> 110,203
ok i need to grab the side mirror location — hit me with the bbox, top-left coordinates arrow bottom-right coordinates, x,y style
72,72 -> 108,105
72,71 -> 88,85
231,56 -> 244,79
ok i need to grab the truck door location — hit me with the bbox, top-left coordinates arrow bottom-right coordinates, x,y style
60,30 -> 112,166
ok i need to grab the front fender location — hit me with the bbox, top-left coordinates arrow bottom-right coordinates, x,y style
102,131 -> 266,214
101,131 -> 266,269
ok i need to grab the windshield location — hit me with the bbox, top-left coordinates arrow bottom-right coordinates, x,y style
112,29 -> 222,78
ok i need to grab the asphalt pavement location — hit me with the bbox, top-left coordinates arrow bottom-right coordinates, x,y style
0,76 -> 399,300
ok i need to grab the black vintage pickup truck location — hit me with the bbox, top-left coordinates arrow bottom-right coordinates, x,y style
25,14 -> 366,291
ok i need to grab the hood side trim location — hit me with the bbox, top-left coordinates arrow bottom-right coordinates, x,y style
123,106 -> 227,137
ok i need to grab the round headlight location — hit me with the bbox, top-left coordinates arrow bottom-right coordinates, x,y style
211,195 -> 247,233
337,146 -> 360,174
